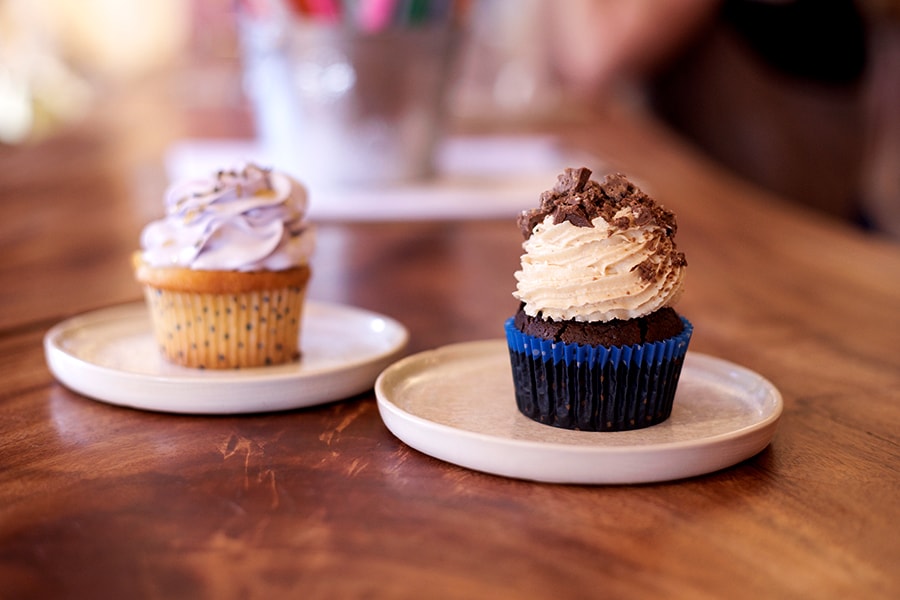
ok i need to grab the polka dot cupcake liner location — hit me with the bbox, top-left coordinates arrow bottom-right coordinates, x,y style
504,316 -> 693,431
143,285 -> 307,369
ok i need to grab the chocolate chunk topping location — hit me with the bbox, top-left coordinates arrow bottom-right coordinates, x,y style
633,259 -> 657,282
516,169 -> 680,244
554,166 -> 592,194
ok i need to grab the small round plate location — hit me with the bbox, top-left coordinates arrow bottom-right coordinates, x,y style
375,340 -> 783,484
45,301 -> 408,414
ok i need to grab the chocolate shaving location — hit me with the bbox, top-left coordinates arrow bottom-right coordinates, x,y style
632,259 -> 657,282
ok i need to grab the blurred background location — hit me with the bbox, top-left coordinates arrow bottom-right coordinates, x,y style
1,0 -> 898,238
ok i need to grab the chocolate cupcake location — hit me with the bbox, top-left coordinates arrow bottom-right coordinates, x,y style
506,168 -> 692,431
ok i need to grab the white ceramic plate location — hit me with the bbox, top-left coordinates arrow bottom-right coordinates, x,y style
375,340 -> 783,484
45,301 -> 408,414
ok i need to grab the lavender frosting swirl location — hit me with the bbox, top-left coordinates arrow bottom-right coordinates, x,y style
139,164 -> 315,271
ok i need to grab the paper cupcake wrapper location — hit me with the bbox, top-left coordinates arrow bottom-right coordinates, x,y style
505,317 -> 693,431
143,285 -> 306,369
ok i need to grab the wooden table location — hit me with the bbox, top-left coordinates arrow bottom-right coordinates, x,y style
1,83 -> 898,599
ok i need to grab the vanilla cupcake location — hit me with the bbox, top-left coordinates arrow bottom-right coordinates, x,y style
506,168 -> 692,431
133,163 -> 315,369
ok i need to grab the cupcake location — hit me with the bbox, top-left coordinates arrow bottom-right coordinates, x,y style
133,163 -> 315,369
506,168 -> 692,431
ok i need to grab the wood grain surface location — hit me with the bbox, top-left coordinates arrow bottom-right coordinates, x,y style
1,80 -> 898,600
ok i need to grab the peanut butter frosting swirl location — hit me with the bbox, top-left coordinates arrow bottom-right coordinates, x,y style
139,163 -> 315,272
513,168 -> 686,322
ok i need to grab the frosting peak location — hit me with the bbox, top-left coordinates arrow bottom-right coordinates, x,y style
139,163 -> 315,271
514,169 -> 686,322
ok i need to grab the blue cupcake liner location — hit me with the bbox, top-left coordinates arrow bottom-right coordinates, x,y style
505,316 -> 693,431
